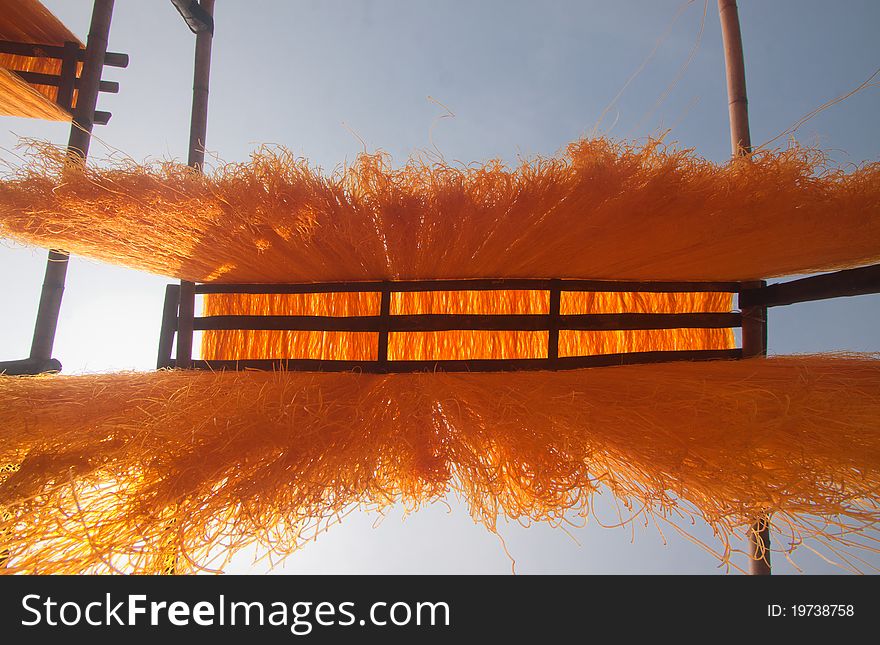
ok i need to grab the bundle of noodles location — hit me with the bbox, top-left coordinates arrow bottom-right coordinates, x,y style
1,138 -> 878,283
200,290 -> 736,361
0,0 -> 83,122
1,356 -> 879,574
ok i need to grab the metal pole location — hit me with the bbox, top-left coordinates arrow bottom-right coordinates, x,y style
29,0 -> 115,363
176,0 -> 215,368
718,0 -> 771,575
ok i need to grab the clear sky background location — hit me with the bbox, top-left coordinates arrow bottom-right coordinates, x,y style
1,0 -> 878,574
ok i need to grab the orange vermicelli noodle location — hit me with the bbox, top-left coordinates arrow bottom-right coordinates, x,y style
200,290 -> 735,361
1,137 -> 879,575
1,138 -> 878,283
1,355 -> 878,574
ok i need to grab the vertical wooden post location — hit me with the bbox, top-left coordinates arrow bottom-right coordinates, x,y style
157,284 -> 181,368
740,279 -> 769,574
175,280 -> 195,368
547,280 -> 561,364
178,0 -> 215,368
741,281 -> 767,357
720,0 -> 771,575
29,0 -> 114,364
56,41 -> 80,112
377,285 -> 391,367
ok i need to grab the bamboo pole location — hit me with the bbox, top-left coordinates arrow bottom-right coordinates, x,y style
176,0 -> 215,369
0,40 -> 126,66
719,0 -> 771,576
164,0 -> 216,577
29,0 -> 115,365
718,0 -> 751,154
187,0 -> 214,171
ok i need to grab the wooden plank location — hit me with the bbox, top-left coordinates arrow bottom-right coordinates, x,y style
0,40 -> 69,58
173,349 -> 741,373
377,285 -> 391,364
547,280 -> 561,362
556,349 -> 741,368
54,42 -> 79,111
739,264 -> 880,308
564,312 -> 740,331
0,357 -> 62,375
176,280 -> 196,368
193,311 -> 741,332
563,279 -> 742,293
740,280 -> 767,359
195,278 -> 744,295
13,70 -> 119,94
101,52 -> 128,68
157,284 -> 180,369
195,280 -> 547,294
0,40 -> 128,67
740,305 -> 766,357
192,314 -> 533,331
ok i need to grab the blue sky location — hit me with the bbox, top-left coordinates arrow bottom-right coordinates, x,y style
1,0 -> 878,573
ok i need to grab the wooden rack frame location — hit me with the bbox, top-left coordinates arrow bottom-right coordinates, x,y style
0,39 -> 127,124
158,277 -> 746,372
158,264 -> 880,373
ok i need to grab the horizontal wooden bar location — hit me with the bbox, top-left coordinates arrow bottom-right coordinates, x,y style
0,39 -> 68,58
193,312 -> 740,332
170,349 -> 742,373
12,70 -> 119,93
740,264 -> 880,308
562,312 -> 740,330
196,314 -> 381,331
0,40 -> 128,67
195,278 -> 744,295
565,279 -> 741,293
100,52 -> 129,68
0,357 -> 62,375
